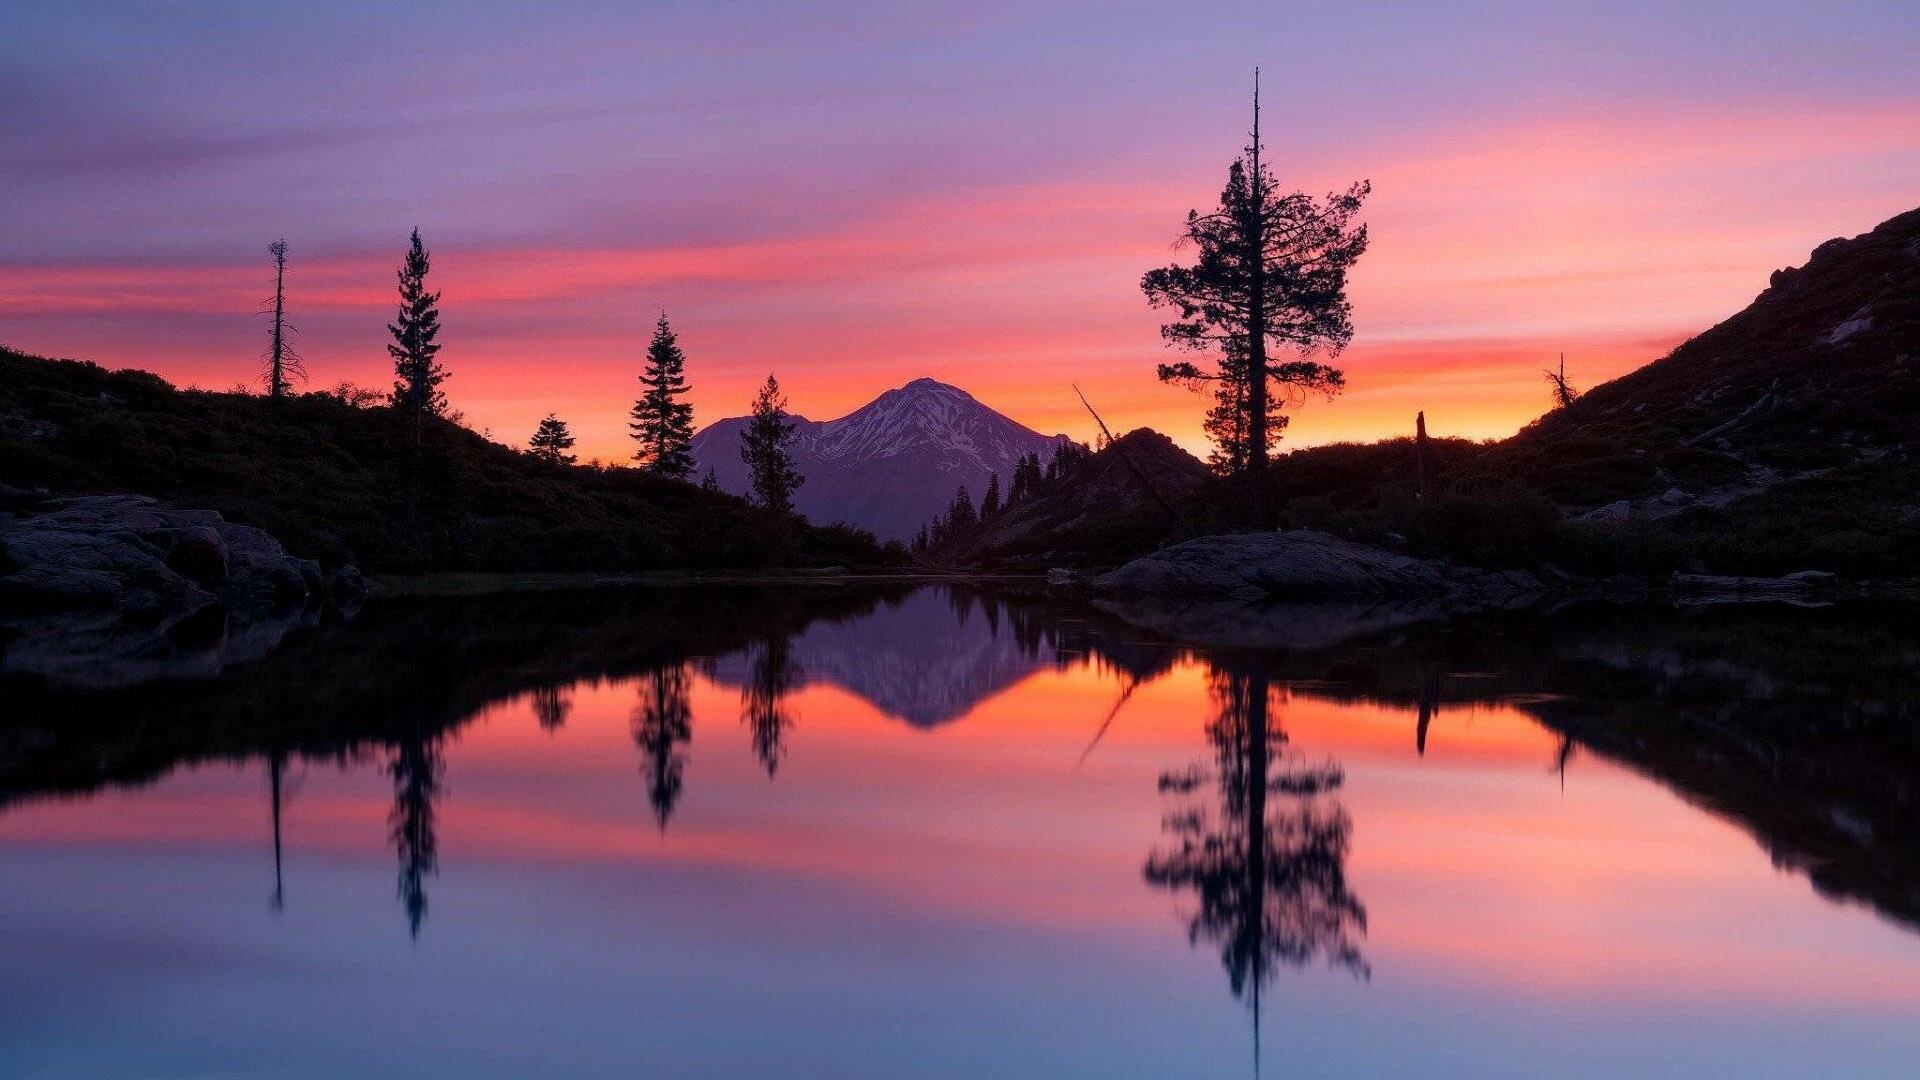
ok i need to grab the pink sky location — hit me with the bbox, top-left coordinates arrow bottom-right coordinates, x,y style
3,4 -> 1916,461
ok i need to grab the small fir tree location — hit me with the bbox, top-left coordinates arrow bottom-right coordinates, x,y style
629,313 -> 695,478
946,484 -> 977,532
528,413 -> 577,464
387,227 -> 448,416
981,473 -> 1002,517
740,373 -> 805,514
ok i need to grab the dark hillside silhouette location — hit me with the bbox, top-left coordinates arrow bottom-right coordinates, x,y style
954,207 -> 1920,578
0,348 -> 891,574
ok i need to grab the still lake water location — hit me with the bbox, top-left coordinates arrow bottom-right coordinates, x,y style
4,585 -> 1920,1078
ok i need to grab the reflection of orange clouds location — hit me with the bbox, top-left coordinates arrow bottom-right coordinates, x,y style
8,649 -> 1920,1006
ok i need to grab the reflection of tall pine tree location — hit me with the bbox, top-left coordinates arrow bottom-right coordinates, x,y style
389,725 -> 444,941
741,637 -> 799,778
1144,657 -> 1367,1041
531,683 -> 573,731
632,665 -> 693,830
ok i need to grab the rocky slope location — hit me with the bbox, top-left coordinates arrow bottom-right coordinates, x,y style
938,428 -> 1210,566
691,378 -> 1067,539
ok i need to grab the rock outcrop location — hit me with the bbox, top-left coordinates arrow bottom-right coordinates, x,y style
1087,530 -> 1546,650
1094,530 -> 1542,603
0,494 -> 362,687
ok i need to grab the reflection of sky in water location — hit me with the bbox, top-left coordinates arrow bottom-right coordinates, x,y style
5,599 -> 1920,1078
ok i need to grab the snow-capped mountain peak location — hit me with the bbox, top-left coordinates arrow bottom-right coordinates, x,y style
690,377 -> 1068,539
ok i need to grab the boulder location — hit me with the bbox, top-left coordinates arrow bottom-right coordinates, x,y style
0,494 -> 362,687
1093,530 -> 1542,604
1576,500 -> 1634,525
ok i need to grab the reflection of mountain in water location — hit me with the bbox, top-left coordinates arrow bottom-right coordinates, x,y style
706,588 -> 1056,727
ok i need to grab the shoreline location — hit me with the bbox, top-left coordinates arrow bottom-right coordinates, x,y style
366,568 -> 1049,598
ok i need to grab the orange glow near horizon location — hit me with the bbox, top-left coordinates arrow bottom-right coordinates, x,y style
5,102 -> 1916,463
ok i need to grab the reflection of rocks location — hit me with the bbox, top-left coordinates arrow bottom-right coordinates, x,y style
1248,604 -> 1920,935
1095,530 -> 1543,603
0,494 -> 362,687
707,588 -> 1051,727
1094,595 -> 1520,651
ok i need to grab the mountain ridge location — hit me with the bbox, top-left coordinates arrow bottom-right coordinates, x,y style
691,377 -> 1068,539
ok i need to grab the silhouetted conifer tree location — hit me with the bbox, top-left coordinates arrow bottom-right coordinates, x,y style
700,466 -> 720,493
980,473 -> 1001,517
1142,72 -> 1368,473
946,483 -> 977,532
629,313 -> 695,478
528,413 -> 577,464
1010,451 -> 1043,503
387,227 -> 448,416
739,373 -> 804,513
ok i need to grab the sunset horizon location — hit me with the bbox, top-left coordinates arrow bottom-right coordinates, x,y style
7,5 -> 1920,1078
6,4 -> 1916,461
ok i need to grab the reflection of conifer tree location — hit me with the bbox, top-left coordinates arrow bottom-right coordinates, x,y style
632,666 -> 693,830
1010,608 -> 1047,661
741,637 -> 799,778
1144,657 -> 1368,1055
947,587 -> 974,628
389,727 -> 444,941
531,683 -> 573,732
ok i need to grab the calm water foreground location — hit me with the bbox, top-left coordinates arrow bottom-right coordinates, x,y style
4,585 -> 1920,1079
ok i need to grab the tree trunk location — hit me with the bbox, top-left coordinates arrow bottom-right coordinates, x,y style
1416,411 -> 1436,502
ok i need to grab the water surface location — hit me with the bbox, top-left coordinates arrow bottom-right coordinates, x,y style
4,586 -> 1919,1078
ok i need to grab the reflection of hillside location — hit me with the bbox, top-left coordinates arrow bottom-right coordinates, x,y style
1241,604 -> 1920,934
0,585 -> 904,807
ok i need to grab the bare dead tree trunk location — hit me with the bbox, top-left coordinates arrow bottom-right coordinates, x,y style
267,239 -> 289,399
1416,411 -> 1437,503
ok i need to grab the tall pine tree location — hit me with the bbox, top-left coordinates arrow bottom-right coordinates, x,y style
946,484 -> 977,532
388,227 -> 448,416
740,373 -> 805,514
629,313 -> 695,478
1142,72 -> 1368,473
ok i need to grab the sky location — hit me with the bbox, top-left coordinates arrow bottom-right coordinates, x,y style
3,1 -> 1917,462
